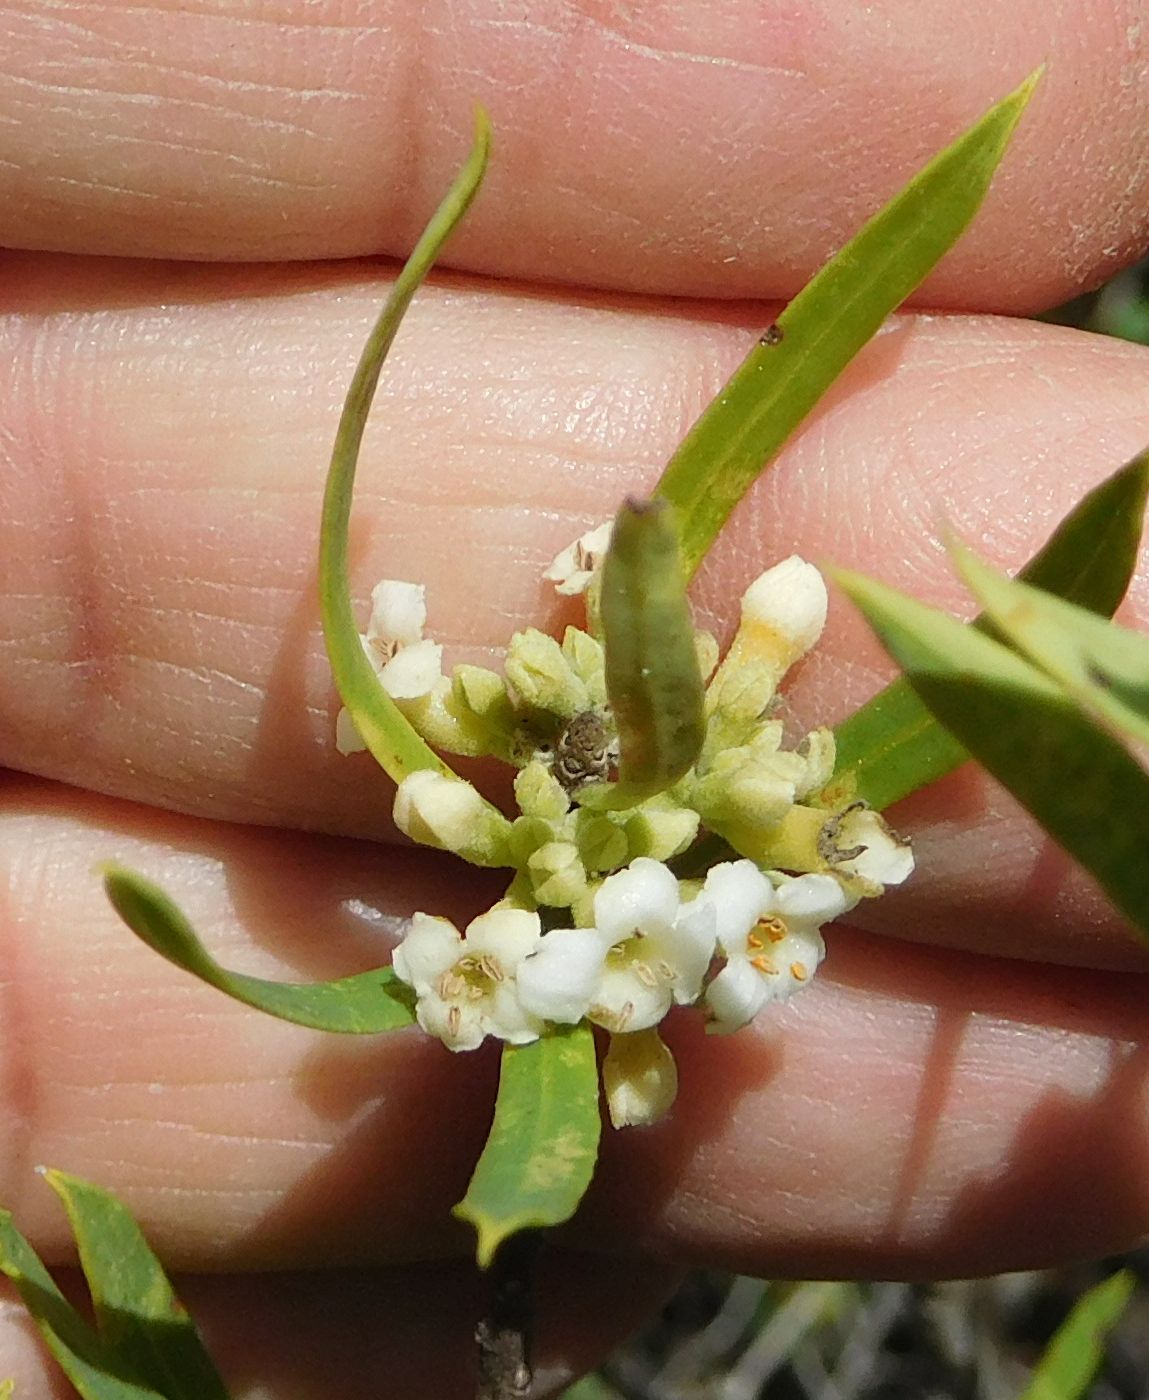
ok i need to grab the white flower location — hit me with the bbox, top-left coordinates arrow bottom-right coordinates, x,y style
517,858 -> 716,1034
391,908 -> 543,1051
702,860 -> 846,1034
589,858 -> 716,1032
543,521 -> 613,596
829,806 -> 914,887
336,579 -> 443,754
602,1028 -> 678,1128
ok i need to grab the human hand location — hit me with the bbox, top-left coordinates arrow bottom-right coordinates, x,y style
1,4 -> 1148,1394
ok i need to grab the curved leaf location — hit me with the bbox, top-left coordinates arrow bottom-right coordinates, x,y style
834,567 -> 1149,940
829,448 -> 1149,809
582,498 -> 704,809
1019,1270 -> 1134,1400
102,864 -> 415,1033
454,1025 -> 601,1268
43,1172 -> 229,1400
319,109 -> 484,785
654,71 -> 1041,579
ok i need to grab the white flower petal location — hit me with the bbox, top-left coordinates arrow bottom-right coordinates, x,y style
543,521 -> 613,595
335,706 -> 367,755
590,962 -> 671,1034
417,994 -> 484,1052
367,579 -> 426,648
391,914 -> 461,992
774,873 -> 850,926
379,639 -> 443,700
602,1029 -> 678,1128
593,857 -> 680,944
652,899 -> 717,1005
464,908 -> 541,968
517,927 -> 607,1024
741,556 -> 827,655
705,958 -> 770,1035
702,860 -> 777,954
834,808 -> 914,886
487,982 -> 544,1045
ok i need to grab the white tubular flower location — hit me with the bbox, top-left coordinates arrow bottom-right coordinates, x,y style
391,908 -> 543,1052
741,556 -> 828,658
393,770 -> 510,866
587,858 -> 717,1034
543,521 -> 613,596
829,806 -> 914,887
336,579 -> 443,755
602,1028 -> 679,1129
702,860 -> 846,1035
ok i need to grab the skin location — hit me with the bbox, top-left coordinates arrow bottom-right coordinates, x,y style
0,0 -> 1148,1393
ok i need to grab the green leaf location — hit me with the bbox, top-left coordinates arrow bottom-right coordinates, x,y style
1019,1270 -> 1134,1400
828,448 -> 1149,809
43,1172 -> 229,1400
0,1208 -> 163,1399
834,567 -> 1149,939
582,499 -> 704,809
319,109 -> 485,786
102,864 -> 415,1033
654,70 -> 1041,580
454,1026 -> 601,1268
952,538 -> 1149,747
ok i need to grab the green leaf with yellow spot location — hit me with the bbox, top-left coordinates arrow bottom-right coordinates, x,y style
454,1026 -> 601,1267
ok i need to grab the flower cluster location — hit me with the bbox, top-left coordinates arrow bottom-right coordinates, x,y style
339,522 -> 912,1126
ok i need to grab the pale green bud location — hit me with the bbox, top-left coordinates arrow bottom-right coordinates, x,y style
624,803 -> 700,861
393,771 -> 512,867
561,626 -> 607,703
528,841 -> 588,907
508,814 -> 557,866
690,748 -> 796,829
796,727 -> 836,798
504,628 -> 589,718
574,810 -> 630,873
514,760 -> 571,822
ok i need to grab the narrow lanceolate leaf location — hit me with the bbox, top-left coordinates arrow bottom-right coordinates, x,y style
43,1172 -> 229,1400
828,448 -> 1149,809
103,865 -> 415,1033
835,567 -> 1149,940
454,1026 -> 601,1268
583,498 -> 704,809
654,70 -> 1041,580
0,1209 -> 163,1400
953,539 -> 1149,747
320,109 -> 485,785
1018,1270 -> 1134,1400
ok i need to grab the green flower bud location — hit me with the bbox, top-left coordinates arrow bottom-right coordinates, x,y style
514,760 -> 571,822
561,626 -> 607,703
527,840 -> 589,907
504,628 -> 589,718
574,810 -> 630,873
508,814 -> 557,866
624,803 -> 700,861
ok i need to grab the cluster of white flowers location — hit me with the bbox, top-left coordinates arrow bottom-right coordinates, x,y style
338,520 -> 913,1127
391,854 -> 862,1126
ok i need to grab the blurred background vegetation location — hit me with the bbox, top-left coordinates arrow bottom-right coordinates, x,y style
561,255 -> 1149,1400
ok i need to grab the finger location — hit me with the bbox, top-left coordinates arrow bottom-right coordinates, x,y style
2,260 -> 1148,965
0,1254 -> 677,1399
0,1 -> 1145,308
3,782 -> 1149,1280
